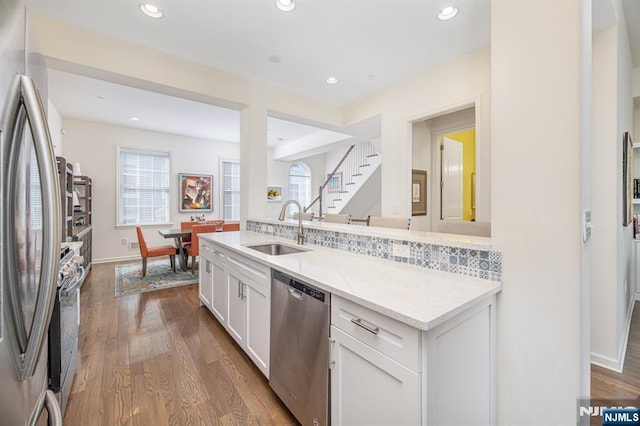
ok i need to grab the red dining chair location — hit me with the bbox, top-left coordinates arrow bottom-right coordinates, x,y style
180,221 -> 197,247
185,224 -> 217,274
222,223 -> 240,232
136,226 -> 178,277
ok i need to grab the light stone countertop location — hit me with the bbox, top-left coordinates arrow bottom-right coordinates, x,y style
250,217 -> 492,251
201,231 -> 502,331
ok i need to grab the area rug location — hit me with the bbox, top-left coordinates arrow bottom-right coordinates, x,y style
115,260 -> 197,297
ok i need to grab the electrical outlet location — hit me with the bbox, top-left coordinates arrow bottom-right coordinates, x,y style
121,238 -> 128,245
129,241 -> 139,251
392,242 -> 410,258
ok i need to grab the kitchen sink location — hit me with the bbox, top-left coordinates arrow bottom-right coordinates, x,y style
246,243 -> 308,256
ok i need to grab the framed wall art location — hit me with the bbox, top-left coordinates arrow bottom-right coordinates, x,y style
411,169 -> 427,216
267,185 -> 282,202
180,173 -> 213,212
623,132 -> 634,226
327,172 -> 342,193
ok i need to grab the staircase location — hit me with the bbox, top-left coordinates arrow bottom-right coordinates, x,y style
305,141 -> 381,217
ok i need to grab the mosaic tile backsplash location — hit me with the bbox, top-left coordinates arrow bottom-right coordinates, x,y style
247,220 -> 502,282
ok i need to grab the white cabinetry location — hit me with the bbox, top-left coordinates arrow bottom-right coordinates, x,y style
198,240 -> 271,378
225,251 -> 271,377
330,294 -> 496,425
331,326 -> 420,425
198,240 -> 213,308
210,247 -> 227,324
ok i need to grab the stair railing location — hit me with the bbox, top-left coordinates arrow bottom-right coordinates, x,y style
305,141 -> 378,218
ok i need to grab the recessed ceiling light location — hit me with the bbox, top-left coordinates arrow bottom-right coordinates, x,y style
437,6 -> 458,21
275,0 -> 296,12
130,116 -> 141,122
269,55 -> 282,64
366,74 -> 376,80
140,3 -> 163,18
96,96 -> 105,100
326,76 -> 338,85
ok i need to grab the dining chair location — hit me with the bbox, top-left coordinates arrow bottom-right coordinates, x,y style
222,222 -> 240,232
136,226 -> 178,277
185,224 -> 218,274
366,215 -> 411,230
323,213 -> 352,224
180,221 -> 198,247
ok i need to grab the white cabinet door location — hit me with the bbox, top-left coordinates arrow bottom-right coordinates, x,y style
210,256 -> 227,325
226,268 -> 246,347
245,279 -> 270,378
198,257 -> 213,308
330,326 -> 420,426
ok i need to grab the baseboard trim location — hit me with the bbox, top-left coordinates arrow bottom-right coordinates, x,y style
591,298 -> 636,373
93,255 -> 139,264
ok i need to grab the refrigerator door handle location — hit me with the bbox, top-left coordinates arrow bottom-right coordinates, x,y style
2,74 -> 61,381
28,390 -> 63,426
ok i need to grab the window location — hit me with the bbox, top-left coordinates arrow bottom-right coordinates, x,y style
118,147 -> 170,225
221,159 -> 240,221
288,162 -> 311,214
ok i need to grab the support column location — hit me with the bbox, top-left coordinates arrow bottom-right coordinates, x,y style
240,104 -> 268,225
491,0 -> 589,423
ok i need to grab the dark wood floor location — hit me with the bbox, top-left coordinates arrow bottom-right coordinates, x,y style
591,303 -> 640,401
63,261 -> 298,425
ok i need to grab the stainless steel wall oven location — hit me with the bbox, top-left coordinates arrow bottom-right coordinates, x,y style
48,245 -> 85,415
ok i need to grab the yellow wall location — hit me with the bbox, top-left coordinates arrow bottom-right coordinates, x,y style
445,129 -> 476,221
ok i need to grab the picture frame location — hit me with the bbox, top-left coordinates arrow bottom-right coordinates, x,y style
327,172 -> 342,193
179,173 -> 213,212
411,169 -> 427,216
267,185 -> 282,202
623,132 -> 634,226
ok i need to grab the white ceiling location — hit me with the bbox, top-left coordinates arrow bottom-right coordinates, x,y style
30,0 -> 640,149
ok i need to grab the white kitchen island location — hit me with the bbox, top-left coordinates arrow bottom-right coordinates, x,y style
199,229 -> 502,426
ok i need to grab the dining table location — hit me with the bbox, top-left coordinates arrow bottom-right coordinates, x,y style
158,228 -> 192,271
158,221 -> 225,271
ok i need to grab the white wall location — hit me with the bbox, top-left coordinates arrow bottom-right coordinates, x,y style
491,0 -> 586,423
61,118 -> 239,262
411,122 -> 432,231
343,46 -> 491,223
591,1 -> 635,372
266,150 -> 325,219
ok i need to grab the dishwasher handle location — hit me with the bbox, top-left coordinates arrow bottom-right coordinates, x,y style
272,269 -> 327,303
288,287 -> 303,301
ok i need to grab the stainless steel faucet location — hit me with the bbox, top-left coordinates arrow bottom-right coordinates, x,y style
278,200 -> 305,245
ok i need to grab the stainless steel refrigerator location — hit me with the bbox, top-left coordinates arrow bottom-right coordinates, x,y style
1,0 -> 64,424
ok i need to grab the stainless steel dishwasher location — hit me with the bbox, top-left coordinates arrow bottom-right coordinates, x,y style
270,269 -> 330,426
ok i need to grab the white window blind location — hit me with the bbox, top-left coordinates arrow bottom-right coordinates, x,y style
222,159 -> 240,221
288,162 -> 311,215
118,148 -> 170,225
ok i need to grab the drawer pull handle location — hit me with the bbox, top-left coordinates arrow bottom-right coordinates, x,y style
351,318 -> 380,335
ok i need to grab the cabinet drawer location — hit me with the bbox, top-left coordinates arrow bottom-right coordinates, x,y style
331,296 -> 420,371
199,240 -> 213,261
210,243 -> 226,262
226,250 -> 270,286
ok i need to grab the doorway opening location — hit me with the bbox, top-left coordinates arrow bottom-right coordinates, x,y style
411,105 -> 477,232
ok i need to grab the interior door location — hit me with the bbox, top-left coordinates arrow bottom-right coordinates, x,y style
441,137 -> 463,220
